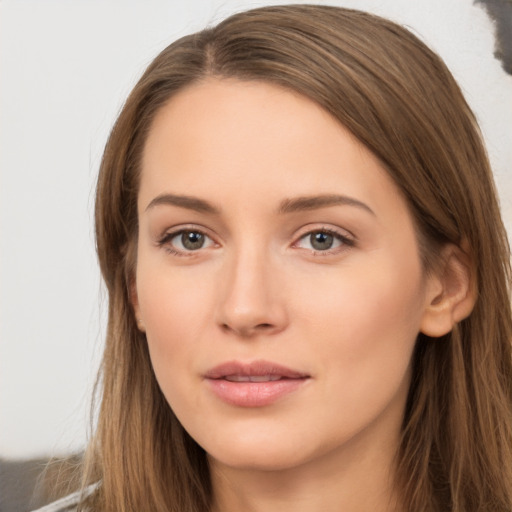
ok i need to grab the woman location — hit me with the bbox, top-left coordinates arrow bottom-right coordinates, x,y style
36,4 -> 512,512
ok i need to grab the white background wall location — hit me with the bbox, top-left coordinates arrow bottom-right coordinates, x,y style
1,0 -> 511,459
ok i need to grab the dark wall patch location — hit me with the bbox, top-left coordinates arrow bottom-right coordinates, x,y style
474,0 -> 512,74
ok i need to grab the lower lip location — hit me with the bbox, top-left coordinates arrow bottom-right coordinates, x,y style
206,378 -> 308,407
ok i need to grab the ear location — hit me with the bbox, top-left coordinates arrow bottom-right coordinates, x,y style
420,244 -> 476,338
129,277 -> 146,333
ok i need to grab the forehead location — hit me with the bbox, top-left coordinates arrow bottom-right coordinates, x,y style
139,78 -> 406,221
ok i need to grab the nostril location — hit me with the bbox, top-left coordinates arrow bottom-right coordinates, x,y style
220,322 -> 277,336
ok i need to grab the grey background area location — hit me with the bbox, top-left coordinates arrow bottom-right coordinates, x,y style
476,0 -> 512,74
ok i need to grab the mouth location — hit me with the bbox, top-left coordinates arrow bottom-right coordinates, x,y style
204,360 -> 310,407
223,375 -> 283,382
204,360 -> 309,380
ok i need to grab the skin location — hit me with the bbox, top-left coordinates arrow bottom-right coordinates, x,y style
133,78 -> 449,512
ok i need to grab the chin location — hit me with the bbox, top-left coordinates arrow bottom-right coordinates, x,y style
207,445 -> 312,472
200,426 -> 333,473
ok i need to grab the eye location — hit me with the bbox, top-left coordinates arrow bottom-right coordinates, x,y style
295,229 -> 353,253
159,229 -> 215,254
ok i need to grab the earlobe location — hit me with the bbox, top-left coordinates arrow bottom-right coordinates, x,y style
420,244 -> 476,338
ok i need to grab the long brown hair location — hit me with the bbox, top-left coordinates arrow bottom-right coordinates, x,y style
84,5 -> 512,511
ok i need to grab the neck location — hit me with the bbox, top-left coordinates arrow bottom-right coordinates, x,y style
209,421 -> 402,512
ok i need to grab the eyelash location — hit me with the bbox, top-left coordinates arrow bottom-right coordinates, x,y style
157,228 -> 215,257
294,227 -> 355,256
157,227 -> 355,257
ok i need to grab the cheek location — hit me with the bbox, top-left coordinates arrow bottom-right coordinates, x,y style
135,263 -> 217,380
286,261 -> 424,443
291,252 -> 425,386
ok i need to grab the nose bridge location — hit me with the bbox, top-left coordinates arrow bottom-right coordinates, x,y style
217,238 -> 286,336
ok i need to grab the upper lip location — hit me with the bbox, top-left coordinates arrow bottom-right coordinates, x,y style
204,360 -> 309,380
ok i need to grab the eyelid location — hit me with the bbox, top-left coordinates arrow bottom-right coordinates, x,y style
292,225 -> 356,254
155,223 -> 355,257
156,225 -> 218,256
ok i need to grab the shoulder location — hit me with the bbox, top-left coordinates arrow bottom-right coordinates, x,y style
30,483 -> 99,512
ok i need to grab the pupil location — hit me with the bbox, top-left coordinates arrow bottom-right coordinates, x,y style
311,232 -> 333,250
182,232 -> 204,250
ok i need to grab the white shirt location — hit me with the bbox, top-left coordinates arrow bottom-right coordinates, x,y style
30,483 -> 98,512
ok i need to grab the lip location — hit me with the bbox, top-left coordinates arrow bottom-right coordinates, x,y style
204,360 -> 310,407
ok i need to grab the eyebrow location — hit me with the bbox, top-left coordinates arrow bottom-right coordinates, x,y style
278,194 -> 375,216
145,193 -> 220,214
145,192 -> 375,216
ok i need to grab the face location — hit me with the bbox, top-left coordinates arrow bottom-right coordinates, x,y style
134,78 -> 436,473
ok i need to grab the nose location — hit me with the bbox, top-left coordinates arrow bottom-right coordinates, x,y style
216,248 -> 288,338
